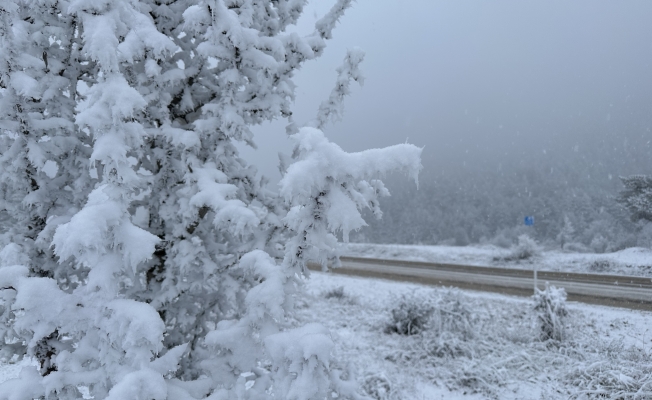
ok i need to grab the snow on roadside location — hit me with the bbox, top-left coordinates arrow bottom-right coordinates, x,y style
299,271 -> 652,399
343,243 -> 652,277
2,270 -> 649,399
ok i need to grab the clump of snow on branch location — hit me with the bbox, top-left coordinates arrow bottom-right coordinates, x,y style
314,0 -> 353,41
281,127 -> 422,270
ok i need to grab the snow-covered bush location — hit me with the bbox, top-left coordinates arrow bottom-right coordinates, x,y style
533,284 -> 568,342
557,215 -> 575,250
360,373 -> 392,400
324,286 -> 358,304
588,259 -> 614,272
489,231 -> 514,249
429,289 -> 475,342
412,289 -> 478,362
590,233 -> 609,253
508,234 -> 541,261
383,289 -> 513,397
385,289 -> 474,340
0,0 -> 422,398
618,174 -> 652,223
385,293 -> 434,335
325,286 -> 347,299
332,278 -> 650,398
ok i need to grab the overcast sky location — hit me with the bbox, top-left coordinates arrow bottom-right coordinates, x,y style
239,0 -> 652,184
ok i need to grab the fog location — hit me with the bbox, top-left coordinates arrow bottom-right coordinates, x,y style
237,1 -> 652,248
241,0 -> 652,184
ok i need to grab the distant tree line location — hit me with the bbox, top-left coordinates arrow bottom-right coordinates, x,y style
353,142 -> 652,252
618,175 -> 652,223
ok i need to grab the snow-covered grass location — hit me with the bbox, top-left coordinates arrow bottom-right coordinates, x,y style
297,272 -> 652,399
2,271 -> 650,399
343,243 -> 652,277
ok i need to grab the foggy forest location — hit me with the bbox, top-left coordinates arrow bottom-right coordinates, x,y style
0,0 -> 651,399
356,140 -> 652,252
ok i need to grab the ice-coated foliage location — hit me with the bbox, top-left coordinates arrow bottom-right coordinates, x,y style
508,234 -> 541,261
384,289 -> 475,341
618,174 -> 652,223
309,275 -> 652,398
533,283 -> 568,342
281,127 -> 421,271
385,292 -> 433,336
310,48 -> 365,131
355,161 -> 650,251
557,214 -> 575,250
0,0 -> 421,398
0,0 -> 94,280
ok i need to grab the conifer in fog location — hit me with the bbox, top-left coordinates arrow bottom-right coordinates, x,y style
0,0 -> 421,398
618,175 -> 652,223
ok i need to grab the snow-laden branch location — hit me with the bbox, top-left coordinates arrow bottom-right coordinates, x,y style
311,48 -> 365,131
315,0 -> 353,41
281,128 -> 422,200
280,127 -> 422,270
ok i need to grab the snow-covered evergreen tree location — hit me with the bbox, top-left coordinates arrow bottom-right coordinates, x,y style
0,0 -> 100,370
1,0 -> 186,397
557,215 -> 575,250
0,0 -> 94,278
0,0 -> 422,398
618,175 -> 652,222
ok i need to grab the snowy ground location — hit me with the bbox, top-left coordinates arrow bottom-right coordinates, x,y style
2,271 -> 650,399
297,272 -> 652,399
343,243 -> 652,277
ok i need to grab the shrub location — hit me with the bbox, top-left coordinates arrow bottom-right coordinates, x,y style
361,373 -> 392,400
430,289 -> 475,341
385,293 -> 433,335
494,234 -> 542,262
323,286 -> 359,305
419,290 -> 478,360
590,234 -> 609,253
385,289 -> 476,341
511,234 -> 542,260
533,283 -> 568,342
588,259 -> 613,272
490,232 -> 513,249
324,286 -> 346,300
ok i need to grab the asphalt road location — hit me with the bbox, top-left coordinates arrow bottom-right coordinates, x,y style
308,256 -> 652,311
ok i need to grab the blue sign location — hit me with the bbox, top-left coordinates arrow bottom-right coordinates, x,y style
524,216 -> 535,226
